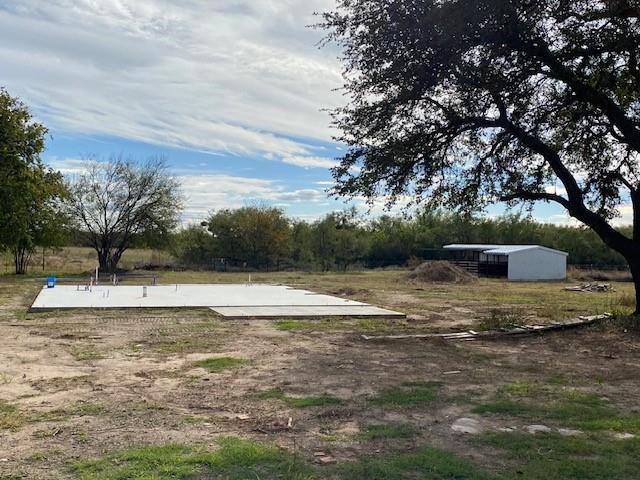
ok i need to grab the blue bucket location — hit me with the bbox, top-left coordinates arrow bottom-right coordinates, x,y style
46,276 -> 56,288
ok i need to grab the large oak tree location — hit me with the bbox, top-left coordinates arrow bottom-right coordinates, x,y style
321,0 -> 640,313
67,157 -> 182,273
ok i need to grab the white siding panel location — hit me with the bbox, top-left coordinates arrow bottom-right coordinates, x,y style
507,248 -> 567,281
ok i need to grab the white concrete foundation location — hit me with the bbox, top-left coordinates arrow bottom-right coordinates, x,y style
210,305 -> 404,318
30,284 -> 404,318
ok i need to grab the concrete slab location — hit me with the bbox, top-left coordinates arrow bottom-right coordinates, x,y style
210,305 -> 404,318
30,284 -> 402,319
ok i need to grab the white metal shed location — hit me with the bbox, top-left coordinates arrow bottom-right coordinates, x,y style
442,244 -> 568,281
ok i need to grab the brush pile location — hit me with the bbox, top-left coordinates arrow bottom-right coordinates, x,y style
406,261 -> 476,284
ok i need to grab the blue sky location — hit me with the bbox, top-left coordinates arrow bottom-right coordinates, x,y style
1,0 -> 620,225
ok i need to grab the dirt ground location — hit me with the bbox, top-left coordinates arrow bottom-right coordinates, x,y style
0,271 -> 638,479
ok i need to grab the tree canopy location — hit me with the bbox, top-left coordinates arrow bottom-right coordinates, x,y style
204,206 -> 291,269
0,88 -> 67,274
321,0 -> 640,312
66,157 -> 183,272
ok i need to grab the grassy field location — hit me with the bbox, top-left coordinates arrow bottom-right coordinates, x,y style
0,247 -> 173,276
0,250 -> 639,479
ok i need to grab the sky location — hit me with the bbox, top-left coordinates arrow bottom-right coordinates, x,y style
0,0 -> 626,226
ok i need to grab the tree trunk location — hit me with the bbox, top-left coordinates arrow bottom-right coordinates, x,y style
13,247 -> 29,275
97,249 -> 122,273
629,259 -> 640,316
97,249 -> 110,273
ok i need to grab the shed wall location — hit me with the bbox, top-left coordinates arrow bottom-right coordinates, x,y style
507,248 -> 567,281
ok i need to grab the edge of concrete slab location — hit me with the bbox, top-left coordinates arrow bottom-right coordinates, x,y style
209,305 -> 406,319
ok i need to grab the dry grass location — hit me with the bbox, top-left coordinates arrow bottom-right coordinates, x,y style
568,266 -> 632,282
0,247 -> 174,275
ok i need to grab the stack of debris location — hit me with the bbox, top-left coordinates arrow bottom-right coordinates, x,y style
406,261 -> 476,284
361,313 -> 611,342
564,283 -> 613,292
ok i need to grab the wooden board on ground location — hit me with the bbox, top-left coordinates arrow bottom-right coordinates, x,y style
361,314 -> 611,341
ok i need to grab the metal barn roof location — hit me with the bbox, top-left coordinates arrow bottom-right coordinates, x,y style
442,244 -> 568,256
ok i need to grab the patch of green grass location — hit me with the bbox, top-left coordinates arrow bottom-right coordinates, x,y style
355,319 -> 390,332
33,401 -> 104,423
502,381 -> 544,396
472,382 -> 640,435
71,346 -> 105,361
193,356 -> 249,372
28,451 -> 50,461
146,335 -> 222,354
472,399 -> 530,417
31,374 -> 95,392
256,388 -> 342,408
274,318 -> 390,332
479,431 -> 640,479
287,395 -> 342,408
275,319 -> 309,331
69,437 -> 311,480
547,374 -> 570,385
0,400 -> 25,430
369,381 -> 441,408
337,446 -> 497,480
360,423 -> 418,440
274,319 -> 342,331
578,416 -> 640,434
478,308 -> 523,331
473,389 -> 613,423
68,401 -> 104,416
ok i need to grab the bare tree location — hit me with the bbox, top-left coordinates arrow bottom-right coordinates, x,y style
67,156 -> 183,272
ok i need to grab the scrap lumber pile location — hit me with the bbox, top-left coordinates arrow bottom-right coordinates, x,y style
361,313 -> 611,342
564,283 -> 613,292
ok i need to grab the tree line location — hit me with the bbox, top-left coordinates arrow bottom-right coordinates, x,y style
169,206 -> 630,271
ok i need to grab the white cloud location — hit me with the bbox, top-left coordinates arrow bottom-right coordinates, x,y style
178,174 -> 276,221
538,203 -> 633,227
281,155 -> 338,169
351,194 -> 416,217
544,184 -> 568,197
0,0 -> 342,160
180,176 -> 329,221
268,188 -> 327,203
615,203 -> 633,226
47,157 -> 90,175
